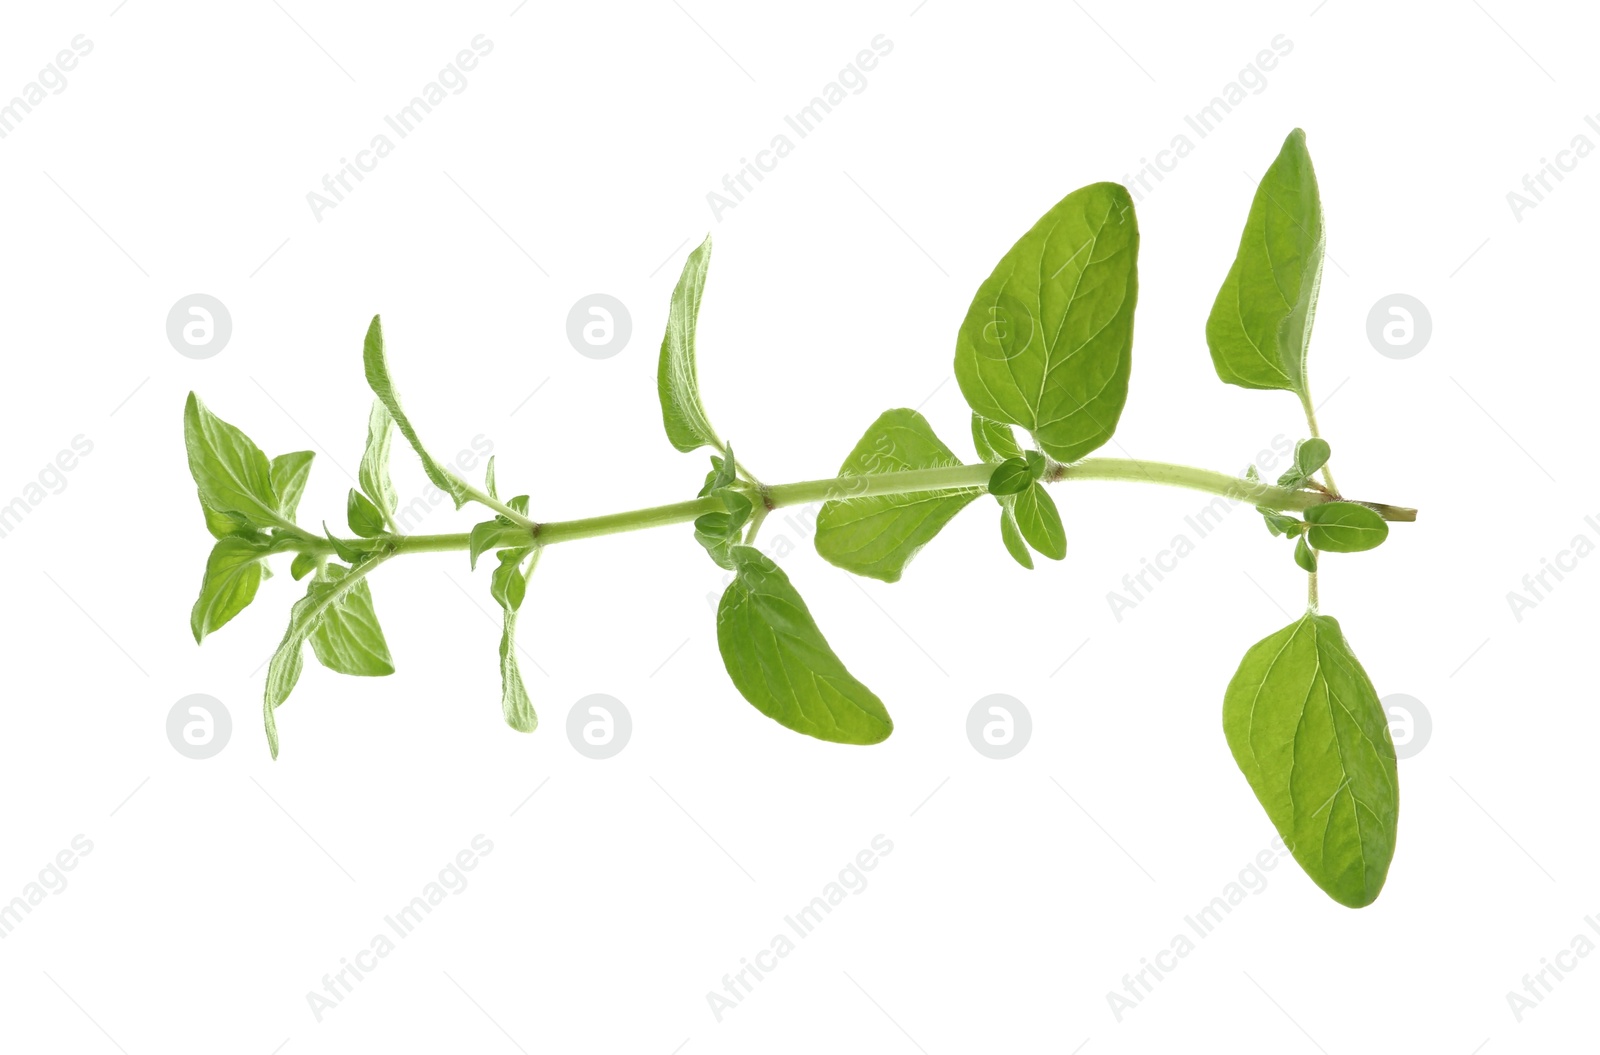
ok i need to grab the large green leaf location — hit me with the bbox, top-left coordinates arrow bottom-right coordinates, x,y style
1305,502 -> 1389,553
262,556 -> 390,758
307,564 -> 395,677
362,315 -> 467,508
358,399 -> 399,525
190,537 -> 270,643
1011,482 -> 1065,560
657,235 -> 723,454
1205,129 -> 1324,395
1222,612 -> 1399,908
716,547 -> 892,744
184,393 -> 282,530
814,409 -> 981,583
954,182 -> 1139,462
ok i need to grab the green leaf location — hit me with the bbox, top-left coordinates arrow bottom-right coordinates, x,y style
263,556 -> 390,758
200,498 -> 254,540
484,455 -> 498,500
1024,450 -> 1046,480
322,523 -> 364,564
491,548 -> 533,611
987,458 -> 1032,496
347,489 -> 387,538
1294,535 -> 1318,572
494,495 -> 531,527
999,506 -> 1034,570
184,393 -> 282,530
971,414 -> 1023,463
191,537 -> 270,643
490,548 -> 538,732
657,234 -> 723,454
814,409 -> 982,583
1222,613 -> 1399,907
358,399 -> 399,524
954,182 -> 1139,462
716,547 -> 892,744
270,452 -> 315,520
1012,482 -> 1066,560
469,520 -> 501,571
1305,502 -> 1389,552
497,609 -> 537,732
1296,438 -> 1331,477
698,448 -> 737,498
1262,513 -> 1304,538
1205,129 -> 1324,396
307,564 -> 395,678
362,314 -> 467,508
290,553 -> 317,580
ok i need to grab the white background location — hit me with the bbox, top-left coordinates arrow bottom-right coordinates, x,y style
0,0 -> 1592,1051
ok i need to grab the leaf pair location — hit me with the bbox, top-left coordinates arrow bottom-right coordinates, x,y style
971,415 -> 1064,568
659,239 -> 890,745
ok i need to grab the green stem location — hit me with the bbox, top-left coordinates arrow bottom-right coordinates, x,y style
1299,391 -> 1340,495
270,457 -> 1415,559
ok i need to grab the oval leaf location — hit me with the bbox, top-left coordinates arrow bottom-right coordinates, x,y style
954,182 -> 1139,462
270,451 -> 315,521
1205,129 -> 1324,395
191,537 -> 269,643
308,564 -> 395,677
987,458 -> 1032,496
717,547 -> 892,744
1305,501 -> 1388,552
814,409 -> 982,583
1222,613 -> 1399,907
658,234 -> 724,454
999,506 -> 1034,570
184,393 -> 282,530
971,414 -> 1023,463
1012,482 -> 1065,560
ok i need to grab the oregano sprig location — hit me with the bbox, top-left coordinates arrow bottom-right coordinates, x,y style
184,128 -> 1415,907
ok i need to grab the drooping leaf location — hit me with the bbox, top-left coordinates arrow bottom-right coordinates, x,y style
1305,502 -> 1388,552
1011,482 -> 1066,560
971,414 -> 1023,463
184,393 -> 282,530
490,547 -> 538,732
657,235 -> 723,454
358,399 -> 399,524
716,547 -> 892,744
290,553 -> 317,580
263,555 -> 390,758
469,520 -> 502,571
999,507 -> 1033,569
987,458 -> 1032,496
1205,129 -> 1324,396
954,182 -> 1139,462
307,564 -> 395,677
191,537 -> 270,643
347,489 -> 387,538
1222,613 -> 1399,907
362,315 -> 467,508
814,409 -> 982,583
270,452 -> 315,520
1294,535 -> 1318,572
